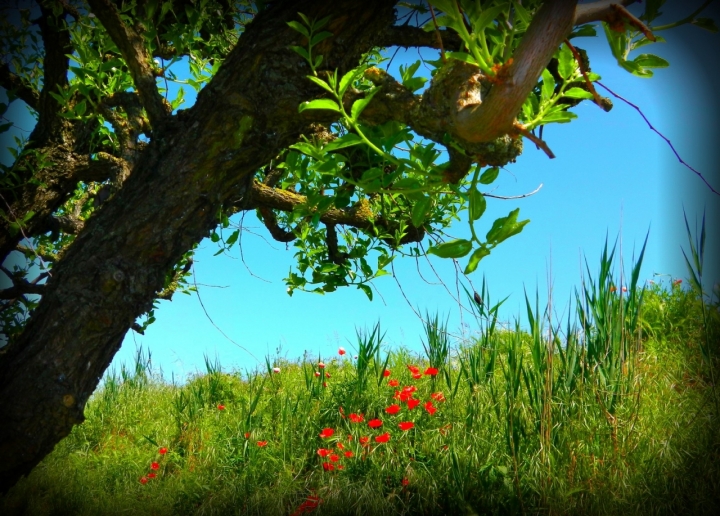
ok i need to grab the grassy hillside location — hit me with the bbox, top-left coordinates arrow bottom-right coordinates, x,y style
2,257 -> 719,515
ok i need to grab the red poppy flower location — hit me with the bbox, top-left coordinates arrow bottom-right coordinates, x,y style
314,371 -> 321,377
322,462 -> 334,471
317,448 -> 330,457
403,385 -> 417,394
244,432 -> 251,439
150,462 -> 159,470
349,413 -> 364,423
319,428 -> 334,438
388,379 -> 399,387
318,362 -> 325,369
609,286 -> 617,292
338,347 -> 346,355
158,447 -> 168,455
621,286 -> 627,292
425,367 -> 439,376
407,365 -> 420,374
217,404 -> 225,410
336,442 -> 344,450
329,453 -> 340,462
338,465 -> 344,470
368,419 -> 383,428
424,401 -> 437,415
402,478 -> 409,486
674,279 -> 683,285
344,451 -> 354,458
383,369 -> 391,377
431,392 -> 446,402
360,436 -> 370,445
406,398 -> 420,410
325,372 -> 331,378
149,473 -> 158,479
347,434 -> 353,441
399,421 -> 414,431
385,404 -> 400,415
375,432 -> 390,443
140,476 -> 148,484
412,372 -> 422,379
257,440 -> 268,447
322,382 -> 328,388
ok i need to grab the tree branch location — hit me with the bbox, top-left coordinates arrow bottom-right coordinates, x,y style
0,63 -> 39,110
574,0 -> 639,26
87,0 -> 171,128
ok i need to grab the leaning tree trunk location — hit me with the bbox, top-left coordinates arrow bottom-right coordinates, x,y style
0,0 -> 395,493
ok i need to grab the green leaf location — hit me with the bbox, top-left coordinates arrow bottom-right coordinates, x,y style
563,87 -> 594,99
541,110 -> 577,124
541,69 -> 555,102
632,54 -> 669,68
358,284 -> 373,301
464,246 -> 490,274
75,100 -> 86,117
473,5 -> 507,33
569,24 -> 597,38
411,196 -> 432,227
446,51 -> 478,65
210,231 -> 220,243
306,75 -> 334,93
310,31 -> 333,47
287,20 -> 309,38
289,45 -> 309,61
486,208 -> 518,243
225,230 -> 239,246
338,66 -> 365,97
298,98 -> 341,113
468,187 -> 486,221
691,17 -> 719,33
557,44 -> 575,80
314,15 -> 331,31
0,122 -> 12,134
428,239 -> 473,259
479,166 -> 499,185
313,55 -> 323,70
324,133 -> 362,152
350,87 -> 380,121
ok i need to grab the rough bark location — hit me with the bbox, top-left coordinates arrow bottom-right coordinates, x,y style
0,0 -> 396,494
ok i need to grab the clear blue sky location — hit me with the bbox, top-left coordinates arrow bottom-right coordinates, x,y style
2,4 -> 718,381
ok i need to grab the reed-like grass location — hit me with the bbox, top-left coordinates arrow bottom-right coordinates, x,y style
2,239 -> 719,515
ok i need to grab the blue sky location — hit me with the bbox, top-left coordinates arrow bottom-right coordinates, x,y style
2,5 -> 718,381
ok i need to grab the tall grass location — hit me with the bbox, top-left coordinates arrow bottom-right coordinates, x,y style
2,242 -> 719,515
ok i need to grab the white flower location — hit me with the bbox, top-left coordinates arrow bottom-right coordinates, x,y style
273,367 -> 281,374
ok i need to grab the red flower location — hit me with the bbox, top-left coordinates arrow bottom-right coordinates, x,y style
344,451 -> 354,458
399,421 -> 414,431
150,462 -> 159,470
149,473 -> 157,480
338,465 -> 344,470
609,286 -> 617,292
674,279 -> 683,285
359,436 -> 370,445
322,382 -> 328,388
322,462 -> 334,471
336,442 -> 344,450
407,365 -> 420,374
158,447 -> 168,455
318,362 -> 325,369
403,385 -> 417,394
319,428 -> 334,438
406,398 -> 420,410
388,379 -> 399,387
385,404 -> 400,415
338,347 -> 346,356
383,369 -> 391,377
431,392 -> 446,402
375,432 -> 390,443
325,372 -> 331,378
424,367 -> 439,376
347,434 -> 353,441
329,453 -> 340,462
217,404 -> 225,410
140,476 -> 148,484
317,448 -> 330,457
314,371 -> 321,377
621,286 -> 627,292
257,440 -> 268,447
402,478 -> 409,486
424,401 -> 437,415
368,419 -> 383,428
244,432 -> 251,439
349,413 -> 364,423
412,372 -> 422,379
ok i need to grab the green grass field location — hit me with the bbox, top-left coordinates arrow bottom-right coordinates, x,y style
2,247 -> 719,515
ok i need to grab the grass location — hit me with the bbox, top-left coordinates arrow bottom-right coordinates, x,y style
2,247 -> 720,515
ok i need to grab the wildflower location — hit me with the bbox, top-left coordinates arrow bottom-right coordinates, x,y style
402,478 -> 409,486
388,379 -> 399,387
140,476 -> 148,484
368,418 -> 383,428
360,436 -> 370,445
621,286 -> 627,293
407,365 -> 420,374
217,404 -> 225,410
159,447 -> 168,455
375,432 -> 390,443
336,442 -> 344,450
430,392 -> 444,404
257,441 -> 268,447
318,362 -> 325,369
412,372 -> 422,379
329,453 -> 340,462
425,367 -> 439,376
319,428 -> 335,438
150,462 -> 160,470
323,382 -> 328,388
317,448 -> 330,457
674,279 -> 683,285
338,347 -> 346,356
325,372 -> 331,378
609,286 -> 617,293
399,421 -> 414,431
403,385 -> 417,394
344,450 -> 354,458
338,465 -> 344,470
350,413 -> 364,423
347,434 -> 353,441
383,369 -> 391,377
244,432 -> 250,439
322,462 -> 334,471
148,473 -> 156,479
314,371 -> 321,377
385,404 -> 400,415
406,398 -> 420,410
424,401 -> 437,415
273,367 -> 281,373
439,424 -> 452,436
290,494 -> 322,516
648,279 -> 655,284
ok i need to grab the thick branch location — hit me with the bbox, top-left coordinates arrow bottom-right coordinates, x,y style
574,0 -> 638,26
0,63 -> 39,110
455,0 -> 578,143
87,0 -> 171,127
377,25 -> 463,50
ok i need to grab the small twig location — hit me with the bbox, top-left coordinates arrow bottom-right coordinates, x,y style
482,183 -> 543,200
238,212 -> 272,283
609,3 -> 655,42
596,81 -> 719,196
513,122 -> 555,159
427,2 -> 447,63
0,191 -> 49,273
564,38 -> 605,109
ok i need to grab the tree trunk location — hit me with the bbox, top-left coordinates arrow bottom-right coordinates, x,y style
0,0 -> 395,493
